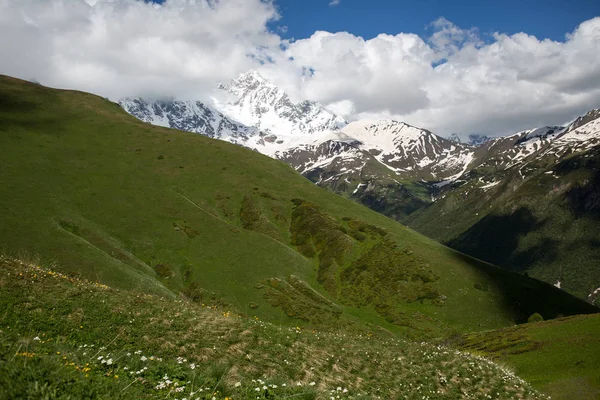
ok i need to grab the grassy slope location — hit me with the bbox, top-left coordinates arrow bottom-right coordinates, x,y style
0,257 -> 549,400
405,150 -> 600,300
454,314 -> 600,400
0,75 -> 596,339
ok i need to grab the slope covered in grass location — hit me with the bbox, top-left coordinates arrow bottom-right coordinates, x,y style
405,147 -> 600,300
0,257 -> 549,399
453,314 -> 600,400
0,75 -> 596,339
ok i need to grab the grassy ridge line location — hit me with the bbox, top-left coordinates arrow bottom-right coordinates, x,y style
452,314 -> 600,400
0,257 -> 548,400
0,74 -> 596,338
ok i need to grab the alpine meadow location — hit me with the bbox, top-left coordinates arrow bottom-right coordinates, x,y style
2,1 -> 600,399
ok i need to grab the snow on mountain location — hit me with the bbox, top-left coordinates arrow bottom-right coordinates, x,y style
275,119 -> 476,184
448,133 -> 462,143
120,72 -> 479,184
118,71 -> 600,198
216,70 -> 347,155
118,98 -> 262,146
467,134 -> 492,146
446,134 -> 491,146
338,120 -> 474,179
565,108 -> 600,132
550,110 -> 600,153
469,125 -> 566,174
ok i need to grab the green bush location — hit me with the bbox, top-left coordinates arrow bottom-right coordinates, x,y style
154,263 -> 173,279
527,313 -> 544,323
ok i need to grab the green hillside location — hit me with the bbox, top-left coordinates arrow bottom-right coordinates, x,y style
405,149 -> 600,300
0,75 -> 596,342
0,257 -> 550,399
452,313 -> 600,400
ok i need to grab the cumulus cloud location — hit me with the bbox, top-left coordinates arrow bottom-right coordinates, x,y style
0,0 -> 599,137
329,0 -> 341,6
0,0 -> 281,101
427,17 -> 482,59
276,17 -> 600,137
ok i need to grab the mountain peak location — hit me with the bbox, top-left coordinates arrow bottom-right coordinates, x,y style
566,108 -> 600,133
216,70 -> 347,140
448,133 -> 462,143
229,69 -> 270,89
239,69 -> 267,82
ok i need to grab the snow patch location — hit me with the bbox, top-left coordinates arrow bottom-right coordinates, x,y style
554,281 -> 561,289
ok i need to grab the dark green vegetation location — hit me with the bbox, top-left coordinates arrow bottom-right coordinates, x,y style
406,148 -> 600,300
0,76 -> 599,398
451,313 -> 600,400
8,77 -> 600,328
1,257 -> 552,399
0,75 -> 596,335
355,179 -> 432,220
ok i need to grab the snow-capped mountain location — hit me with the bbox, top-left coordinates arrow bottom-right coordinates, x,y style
119,98 -> 263,146
548,109 -> 600,155
216,70 -> 347,155
447,133 -> 491,147
448,133 -> 462,143
119,71 -> 600,208
275,120 -> 475,201
120,71 -> 478,184
329,120 -> 473,180
471,125 -> 566,172
467,134 -> 492,146
405,109 -> 600,302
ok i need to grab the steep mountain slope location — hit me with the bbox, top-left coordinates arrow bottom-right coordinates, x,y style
118,97 -> 263,147
1,75 -> 596,340
217,70 -> 347,145
283,120 -> 474,182
406,110 -> 600,301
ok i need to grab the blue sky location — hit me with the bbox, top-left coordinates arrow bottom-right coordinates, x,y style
272,0 -> 600,42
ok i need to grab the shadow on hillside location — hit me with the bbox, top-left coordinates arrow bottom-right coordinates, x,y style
446,207 -> 556,272
554,149 -> 600,219
449,251 -> 599,323
565,170 -> 600,220
358,185 -> 430,221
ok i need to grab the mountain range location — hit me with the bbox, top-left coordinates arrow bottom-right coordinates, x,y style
120,71 -> 600,302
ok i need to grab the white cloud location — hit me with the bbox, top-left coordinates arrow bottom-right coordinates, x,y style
274,17 -> 600,137
0,0 -> 599,137
0,0 -> 281,101
329,0 -> 341,6
427,17 -> 482,59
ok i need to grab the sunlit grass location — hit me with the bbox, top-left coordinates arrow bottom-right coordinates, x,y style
1,256 -> 548,399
